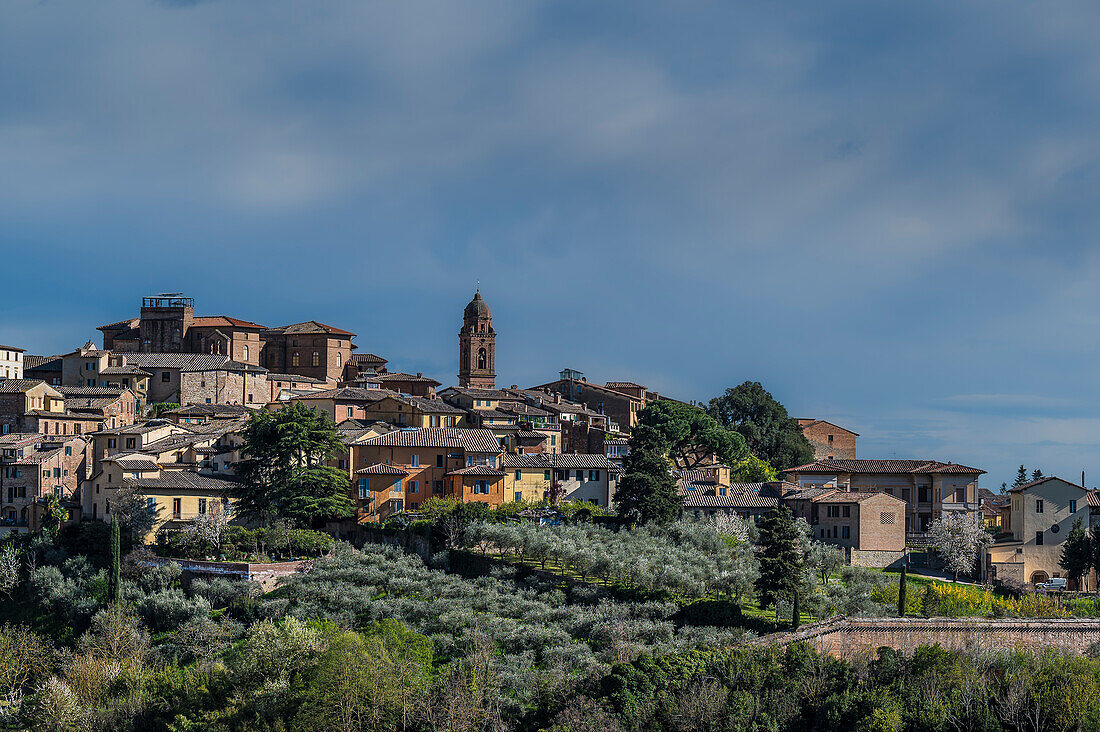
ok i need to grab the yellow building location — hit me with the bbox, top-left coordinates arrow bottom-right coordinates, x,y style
502,453 -> 616,506
360,395 -> 466,428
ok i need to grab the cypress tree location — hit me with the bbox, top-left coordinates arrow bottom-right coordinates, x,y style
755,507 -> 805,614
898,565 -> 907,617
792,591 -> 800,630
110,516 -> 120,604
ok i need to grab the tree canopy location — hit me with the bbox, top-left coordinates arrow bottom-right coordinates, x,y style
614,401 -> 752,525
706,381 -> 814,471
754,507 -> 806,609
232,403 -> 354,528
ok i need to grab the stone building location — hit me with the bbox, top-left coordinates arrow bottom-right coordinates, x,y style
99,295 -> 266,365
529,371 -> 642,432
458,291 -> 496,389
784,458 -> 985,534
1,433 -> 90,534
0,345 -> 24,380
985,476 -> 1097,587
56,387 -> 138,429
796,419 -> 859,460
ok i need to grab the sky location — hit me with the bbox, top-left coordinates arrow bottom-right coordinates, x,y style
3,0 -> 1100,490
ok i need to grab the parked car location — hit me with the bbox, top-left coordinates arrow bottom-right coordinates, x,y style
1036,577 -> 1067,592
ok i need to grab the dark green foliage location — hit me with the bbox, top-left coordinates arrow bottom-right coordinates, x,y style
156,525 -> 334,560
1032,468 -> 1045,482
1014,464 -> 1030,488
614,424 -> 683,525
232,403 -> 354,527
109,516 -> 120,604
1060,518 -> 1091,590
706,381 -> 815,470
57,520 -> 131,567
636,399 -> 748,468
898,565 -> 907,617
755,507 -> 805,610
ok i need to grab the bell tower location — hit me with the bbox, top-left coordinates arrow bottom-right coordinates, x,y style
458,291 -> 496,389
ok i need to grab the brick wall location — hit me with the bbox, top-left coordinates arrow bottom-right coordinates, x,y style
180,371 -> 269,407
756,616 -> 1100,659
798,420 -> 857,460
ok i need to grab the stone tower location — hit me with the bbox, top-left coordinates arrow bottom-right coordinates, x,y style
458,291 -> 496,389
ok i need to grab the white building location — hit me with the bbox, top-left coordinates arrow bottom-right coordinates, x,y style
0,345 -> 24,380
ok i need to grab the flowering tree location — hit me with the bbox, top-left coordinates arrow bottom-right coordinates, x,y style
186,500 -> 234,553
929,512 -> 991,581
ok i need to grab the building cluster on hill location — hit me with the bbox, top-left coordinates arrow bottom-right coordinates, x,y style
0,291 -> 1082,586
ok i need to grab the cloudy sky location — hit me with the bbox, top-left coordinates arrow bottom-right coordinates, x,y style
3,0 -> 1100,488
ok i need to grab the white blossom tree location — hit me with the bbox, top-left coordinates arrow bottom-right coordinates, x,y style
0,545 -> 19,597
185,500 -> 234,553
929,512 -> 991,581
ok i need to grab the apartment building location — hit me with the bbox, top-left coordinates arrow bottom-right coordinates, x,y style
502,453 -> 617,506
1,433 -> 90,533
0,345 -> 24,380
349,427 -> 505,522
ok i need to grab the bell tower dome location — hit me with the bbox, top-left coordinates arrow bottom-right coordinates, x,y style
458,291 -> 496,389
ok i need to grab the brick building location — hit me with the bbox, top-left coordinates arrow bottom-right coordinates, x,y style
784,488 -> 906,567
261,321 -> 355,383
796,419 -> 858,460
56,387 -> 138,429
458,292 -> 496,389
98,295 -> 356,382
1,433 -> 90,534
784,458 -> 985,534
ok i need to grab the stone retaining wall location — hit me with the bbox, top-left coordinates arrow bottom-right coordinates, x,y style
147,557 -> 311,591
754,616 -> 1100,659
850,548 -> 905,568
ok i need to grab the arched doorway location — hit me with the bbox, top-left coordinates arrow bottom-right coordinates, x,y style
1030,570 -> 1049,585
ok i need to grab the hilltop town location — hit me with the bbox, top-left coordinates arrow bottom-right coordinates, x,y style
0,291 -> 1083,590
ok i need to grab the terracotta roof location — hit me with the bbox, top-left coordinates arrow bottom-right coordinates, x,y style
98,318 -> 140,331
122,353 -> 236,370
191,315 -> 266,329
785,459 -> 985,475
355,463 -> 410,476
604,381 -> 644,389
350,353 -> 387,365
56,386 -> 127,397
502,453 -> 615,469
267,373 -> 326,384
164,404 -> 254,417
1009,476 -> 1088,493
0,379 -> 50,393
376,372 -> 442,386
682,492 -> 778,509
295,387 -> 396,402
1089,491 -> 1100,508
356,427 -> 502,453
268,321 -> 356,337
121,471 -> 239,492
810,490 -> 906,504
22,355 -> 62,371
379,395 -> 465,414
0,345 -> 25,352
112,456 -> 161,471
447,465 -> 505,477
99,366 -> 151,376
795,419 -> 860,437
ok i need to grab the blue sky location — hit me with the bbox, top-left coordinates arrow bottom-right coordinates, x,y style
3,0 -> 1100,489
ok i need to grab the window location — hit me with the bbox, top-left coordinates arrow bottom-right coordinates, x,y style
65,446 -> 72,456
1036,530 -> 1044,546
880,512 -> 896,525
108,438 -> 117,449
544,470 -> 551,481
146,496 -> 156,513
162,371 -> 171,382
841,526 -> 850,539
1070,499 -> 1078,513
1036,500 -> 1044,514
198,499 -> 207,514
292,352 -> 300,367
358,478 -> 370,498
437,454 -> 444,468
828,434 -> 834,444
475,480 -> 489,494
242,345 -> 249,361
430,415 -> 439,427
589,470 -> 600,481
126,438 -> 136,449
409,480 -> 419,493
575,470 -> 584,481
433,480 -> 443,493
85,362 -> 93,370
842,505 -> 851,518
337,352 -> 342,368
172,498 -> 181,519
87,379 -> 95,387
312,352 -> 320,367
410,454 -> 419,468
515,470 -> 522,480
395,479 -> 402,492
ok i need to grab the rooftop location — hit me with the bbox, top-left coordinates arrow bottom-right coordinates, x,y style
786,459 -> 985,475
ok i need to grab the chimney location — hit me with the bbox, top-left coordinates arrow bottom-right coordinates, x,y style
416,372 -> 422,378
555,393 -> 561,404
